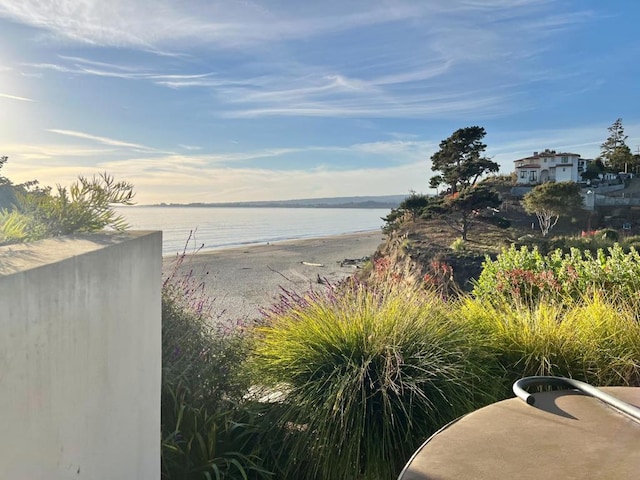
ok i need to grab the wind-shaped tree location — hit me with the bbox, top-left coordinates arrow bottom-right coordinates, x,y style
426,127 -> 501,240
429,126 -> 499,194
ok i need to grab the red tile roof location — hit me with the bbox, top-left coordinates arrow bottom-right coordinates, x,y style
514,152 -> 581,162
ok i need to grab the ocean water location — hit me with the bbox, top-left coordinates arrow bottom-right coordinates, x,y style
114,206 -> 389,255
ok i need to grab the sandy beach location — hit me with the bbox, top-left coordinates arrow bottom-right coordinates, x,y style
163,230 -> 386,323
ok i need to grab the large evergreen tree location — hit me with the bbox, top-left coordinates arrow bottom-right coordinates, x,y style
426,127 -> 501,240
429,126 -> 499,193
600,118 -> 634,173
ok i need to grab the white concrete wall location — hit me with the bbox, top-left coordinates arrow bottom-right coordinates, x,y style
0,231 -> 161,480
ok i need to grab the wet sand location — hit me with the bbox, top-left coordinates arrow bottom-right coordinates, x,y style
162,231 -> 385,323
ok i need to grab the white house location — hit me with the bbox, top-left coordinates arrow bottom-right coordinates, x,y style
514,149 -> 590,185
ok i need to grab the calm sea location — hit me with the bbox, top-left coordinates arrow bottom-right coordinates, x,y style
115,206 -> 388,255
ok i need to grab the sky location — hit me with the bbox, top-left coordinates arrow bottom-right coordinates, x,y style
1,0 -> 639,204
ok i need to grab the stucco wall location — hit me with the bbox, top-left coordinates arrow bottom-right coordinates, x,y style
0,231 -> 161,479
555,165 -> 574,183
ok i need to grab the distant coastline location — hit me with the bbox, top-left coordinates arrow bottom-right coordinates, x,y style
140,194 -> 408,210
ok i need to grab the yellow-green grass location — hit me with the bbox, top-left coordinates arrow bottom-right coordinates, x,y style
459,292 -> 640,389
249,284 -> 499,480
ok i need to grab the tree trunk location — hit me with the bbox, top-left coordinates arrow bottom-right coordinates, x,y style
461,211 -> 468,240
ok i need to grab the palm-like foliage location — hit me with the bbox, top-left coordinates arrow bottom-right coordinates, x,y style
14,173 -> 134,240
0,160 -> 135,245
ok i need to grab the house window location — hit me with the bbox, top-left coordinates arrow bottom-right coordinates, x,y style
562,156 -> 568,162
520,170 -> 526,178
562,168 -> 566,172
530,171 -> 537,182
544,158 -> 547,163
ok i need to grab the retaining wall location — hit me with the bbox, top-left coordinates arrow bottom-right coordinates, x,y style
0,231 -> 161,479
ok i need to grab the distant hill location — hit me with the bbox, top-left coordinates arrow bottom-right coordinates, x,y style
149,194 -> 410,209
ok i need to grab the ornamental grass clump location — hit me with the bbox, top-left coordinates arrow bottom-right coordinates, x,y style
250,284 -> 499,480
459,293 -> 640,390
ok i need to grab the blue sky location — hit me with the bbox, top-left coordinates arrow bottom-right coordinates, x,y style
1,0 -> 639,204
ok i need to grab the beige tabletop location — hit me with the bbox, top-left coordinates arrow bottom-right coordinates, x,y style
399,387 -> 640,480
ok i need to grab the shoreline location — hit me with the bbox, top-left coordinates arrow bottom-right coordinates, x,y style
161,229 -> 382,259
163,230 -> 386,323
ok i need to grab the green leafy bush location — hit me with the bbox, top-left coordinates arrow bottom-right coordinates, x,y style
519,230 -> 640,257
249,284 -> 499,480
382,192 -> 432,232
161,290 -> 249,409
473,243 -> 640,303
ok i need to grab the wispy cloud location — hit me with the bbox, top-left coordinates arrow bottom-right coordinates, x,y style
224,91 -> 516,119
0,1 -> 426,50
0,92 -> 34,102
57,55 -> 146,72
101,148 -> 304,167
2,143 -> 115,160
46,128 -> 168,153
2,0 -> 575,56
92,140 -> 434,178
25,59 -> 216,84
9,1 -> 596,120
